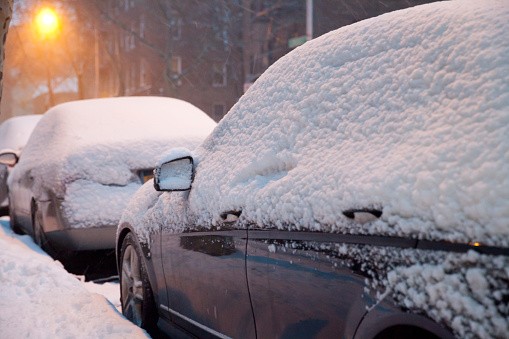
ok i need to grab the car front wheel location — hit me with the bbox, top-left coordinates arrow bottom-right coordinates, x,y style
120,233 -> 158,332
31,202 -> 56,257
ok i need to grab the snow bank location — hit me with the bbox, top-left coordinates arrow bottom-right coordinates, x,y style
83,280 -> 122,312
0,218 -> 148,338
9,97 -> 215,228
0,115 -> 41,152
178,0 -> 509,246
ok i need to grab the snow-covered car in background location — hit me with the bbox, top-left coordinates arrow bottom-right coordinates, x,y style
8,97 -> 216,255
117,1 -> 509,338
0,115 -> 41,215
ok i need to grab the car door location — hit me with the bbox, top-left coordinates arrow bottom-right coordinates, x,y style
159,211 -> 256,339
246,227 -> 390,339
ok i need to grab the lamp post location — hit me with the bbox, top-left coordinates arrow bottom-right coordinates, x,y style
306,0 -> 313,41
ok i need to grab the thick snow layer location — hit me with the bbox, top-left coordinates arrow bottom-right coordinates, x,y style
0,218 -> 148,338
163,0 -> 508,246
9,97 -> 215,228
83,280 -> 122,312
120,179 -> 163,244
0,115 -> 41,152
350,245 -> 509,339
156,147 -> 193,166
62,180 -> 141,228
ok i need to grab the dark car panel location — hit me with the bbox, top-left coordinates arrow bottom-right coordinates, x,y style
246,232 -> 370,338
122,217 -> 474,338
159,227 -> 256,339
245,229 -> 456,339
119,224 -> 173,325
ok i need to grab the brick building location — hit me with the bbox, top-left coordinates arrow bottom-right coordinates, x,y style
95,0 -> 437,121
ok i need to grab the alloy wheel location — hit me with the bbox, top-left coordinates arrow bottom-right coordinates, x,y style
121,244 -> 144,327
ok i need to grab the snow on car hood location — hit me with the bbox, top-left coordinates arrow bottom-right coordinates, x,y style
9,97 -> 216,200
187,0 -> 509,246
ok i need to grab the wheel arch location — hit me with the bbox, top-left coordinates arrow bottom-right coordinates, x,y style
117,222 -> 163,319
116,223 -> 134,273
354,304 -> 455,339
116,223 -> 152,272
119,230 -> 159,334
372,324 -> 447,339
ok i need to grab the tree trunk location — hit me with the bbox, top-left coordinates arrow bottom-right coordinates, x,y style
0,0 -> 13,115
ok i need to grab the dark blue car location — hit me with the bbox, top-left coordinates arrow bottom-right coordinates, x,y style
116,1 -> 509,338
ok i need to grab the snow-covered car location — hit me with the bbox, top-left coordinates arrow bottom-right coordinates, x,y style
116,1 -> 509,338
0,115 -> 41,215
8,97 -> 216,255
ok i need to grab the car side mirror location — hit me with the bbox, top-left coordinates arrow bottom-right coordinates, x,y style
154,156 -> 194,191
0,150 -> 19,167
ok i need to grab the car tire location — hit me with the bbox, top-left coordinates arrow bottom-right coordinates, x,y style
9,204 -> 23,235
120,233 -> 158,333
0,205 -> 9,217
32,202 -> 58,257
33,207 -> 44,247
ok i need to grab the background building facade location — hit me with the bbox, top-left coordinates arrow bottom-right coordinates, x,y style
2,0 -> 437,122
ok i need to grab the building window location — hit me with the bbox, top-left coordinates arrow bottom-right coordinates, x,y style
130,24 -> 135,49
131,64 -> 136,91
140,15 -> 146,39
124,32 -> 130,51
125,70 -> 130,94
213,103 -> 226,119
140,58 -> 148,87
110,73 -> 115,96
171,56 -> 182,86
119,30 -> 124,49
212,63 -> 227,87
172,19 -> 182,40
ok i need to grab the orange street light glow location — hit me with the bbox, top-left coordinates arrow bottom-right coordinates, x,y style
42,12 -> 55,25
35,8 -> 59,37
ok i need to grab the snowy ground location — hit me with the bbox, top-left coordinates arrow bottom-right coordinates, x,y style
0,217 -> 149,338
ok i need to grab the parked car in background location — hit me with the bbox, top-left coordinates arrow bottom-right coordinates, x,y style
0,115 -> 41,216
8,97 -> 216,256
117,1 -> 509,338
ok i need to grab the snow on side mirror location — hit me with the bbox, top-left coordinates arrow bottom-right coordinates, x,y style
0,150 -> 19,167
154,156 -> 194,191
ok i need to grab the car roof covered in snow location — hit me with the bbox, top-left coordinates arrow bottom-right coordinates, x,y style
184,0 -> 509,246
11,96 -> 216,196
0,115 -> 41,152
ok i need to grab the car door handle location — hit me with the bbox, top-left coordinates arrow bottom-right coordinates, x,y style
342,208 -> 382,223
220,210 -> 242,223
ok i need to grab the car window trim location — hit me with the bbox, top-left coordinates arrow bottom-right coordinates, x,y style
247,230 -> 509,256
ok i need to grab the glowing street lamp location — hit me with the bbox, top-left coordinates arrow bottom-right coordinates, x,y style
35,7 -> 60,38
34,7 -> 61,107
